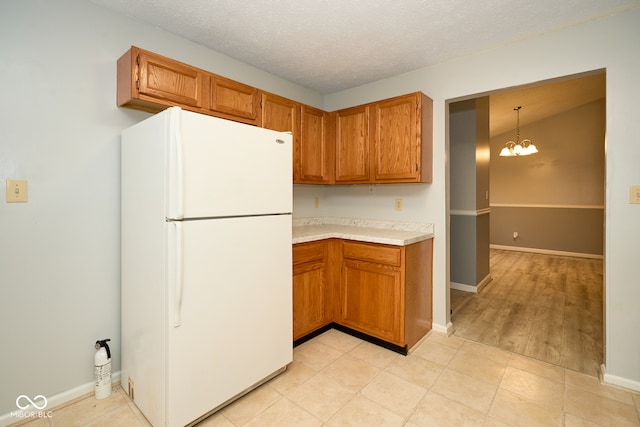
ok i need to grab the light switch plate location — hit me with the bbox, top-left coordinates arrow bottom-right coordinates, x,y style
6,179 -> 28,203
630,185 -> 640,204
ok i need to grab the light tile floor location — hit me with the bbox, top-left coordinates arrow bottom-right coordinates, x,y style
12,330 -> 640,427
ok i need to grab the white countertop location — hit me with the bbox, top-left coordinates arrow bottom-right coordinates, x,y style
292,217 -> 434,246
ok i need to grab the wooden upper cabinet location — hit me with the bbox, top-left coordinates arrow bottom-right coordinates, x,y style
117,46 -> 206,113
260,91 -> 299,133
116,47 -> 433,185
260,92 -> 300,180
298,105 -> 334,184
335,105 -> 370,183
209,76 -> 260,125
372,92 -> 433,183
117,46 -> 260,125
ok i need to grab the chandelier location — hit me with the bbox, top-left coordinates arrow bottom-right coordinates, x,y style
499,106 -> 538,157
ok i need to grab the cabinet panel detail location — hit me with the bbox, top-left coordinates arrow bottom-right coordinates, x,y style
137,51 -> 204,108
373,95 -> 418,181
335,105 -> 370,183
209,77 -> 260,124
341,259 -> 403,344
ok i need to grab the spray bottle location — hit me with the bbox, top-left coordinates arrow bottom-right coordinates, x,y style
94,339 -> 112,399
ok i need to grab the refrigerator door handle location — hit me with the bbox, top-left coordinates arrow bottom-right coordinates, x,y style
172,221 -> 184,328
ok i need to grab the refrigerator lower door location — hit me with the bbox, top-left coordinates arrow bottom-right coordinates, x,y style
166,214 -> 292,427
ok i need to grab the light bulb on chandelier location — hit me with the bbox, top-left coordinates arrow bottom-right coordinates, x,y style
499,106 -> 538,157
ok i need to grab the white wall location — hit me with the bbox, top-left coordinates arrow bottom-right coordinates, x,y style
320,8 -> 640,390
0,0 -> 320,418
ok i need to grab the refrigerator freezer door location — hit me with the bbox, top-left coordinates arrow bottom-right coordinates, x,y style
167,108 -> 292,220
166,214 -> 292,427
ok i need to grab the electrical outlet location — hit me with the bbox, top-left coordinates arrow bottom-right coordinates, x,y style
395,198 -> 402,211
313,197 -> 319,208
630,186 -> 640,204
513,231 -> 519,239
6,179 -> 28,203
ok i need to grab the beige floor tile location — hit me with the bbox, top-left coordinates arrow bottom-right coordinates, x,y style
22,332 -> 640,427
361,371 -> 427,417
565,387 -> 640,426
83,404 -> 147,427
409,391 -> 486,427
424,331 -> 466,350
566,369 -> 636,405
243,398 -> 322,427
326,395 -> 405,427
489,388 -> 563,427
448,347 -> 508,386
431,368 -> 497,413
347,341 -> 399,369
321,353 -> 381,391
500,366 -> 564,411
483,417 -> 514,427
268,361 -> 316,395
410,338 -> 459,366
220,384 -> 281,426
563,413 -> 603,427
287,373 -> 355,421
315,329 -> 363,352
508,353 -> 565,384
459,340 -> 512,365
384,353 -> 445,389
294,340 -> 344,371
195,410 -> 235,426
7,416 -> 52,427
47,391 -> 127,427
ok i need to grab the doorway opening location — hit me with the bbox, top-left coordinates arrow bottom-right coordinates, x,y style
448,70 -> 606,377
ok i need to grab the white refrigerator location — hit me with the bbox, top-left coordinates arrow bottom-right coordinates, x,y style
121,107 -> 293,427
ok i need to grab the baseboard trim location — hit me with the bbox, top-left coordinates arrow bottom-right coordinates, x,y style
0,372 -> 121,427
490,244 -> 603,260
432,322 -> 454,335
601,364 -> 640,392
450,274 -> 492,294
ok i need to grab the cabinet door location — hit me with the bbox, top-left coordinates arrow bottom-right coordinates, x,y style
209,75 -> 260,125
372,93 -> 419,182
298,106 -> 333,183
136,49 -> 205,108
293,241 -> 328,340
340,258 -> 403,345
261,93 -> 300,181
293,260 -> 327,340
335,105 -> 370,183
261,92 -> 300,133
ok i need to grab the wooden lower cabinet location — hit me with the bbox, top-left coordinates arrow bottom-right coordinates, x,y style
293,238 -> 433,351
292,241 -> 330,340
341,257 -> 403,345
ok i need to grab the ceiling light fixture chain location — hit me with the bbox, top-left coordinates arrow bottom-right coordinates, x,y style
499,105 -> 539,157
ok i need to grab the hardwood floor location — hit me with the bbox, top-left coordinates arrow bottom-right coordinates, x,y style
452,249 -> 603,377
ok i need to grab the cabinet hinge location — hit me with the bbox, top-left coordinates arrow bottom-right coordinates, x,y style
416,102 -> 419,110
136,54 -> 140,66
135,79 -> 140,90
416,163 -> 418,172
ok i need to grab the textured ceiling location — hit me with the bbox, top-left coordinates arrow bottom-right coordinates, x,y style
91,0 -> 639,94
